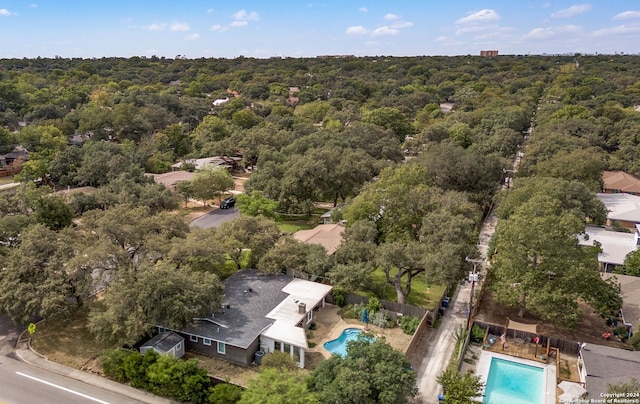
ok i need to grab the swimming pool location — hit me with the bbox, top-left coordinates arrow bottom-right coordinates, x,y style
323,328 -> 373,357
483,357 -> 544,404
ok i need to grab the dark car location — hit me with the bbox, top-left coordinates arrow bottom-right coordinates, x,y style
220,197 -> 236,209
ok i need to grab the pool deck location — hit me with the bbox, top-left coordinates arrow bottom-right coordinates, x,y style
477,351 -> 556,404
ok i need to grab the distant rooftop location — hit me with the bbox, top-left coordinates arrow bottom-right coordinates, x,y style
293,223 -> 345,255
597,192 -> 640,223
603,171 -> 640,195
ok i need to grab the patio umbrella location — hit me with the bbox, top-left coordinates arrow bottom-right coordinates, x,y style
558,381 -> 587,396
362,308 -> 369,331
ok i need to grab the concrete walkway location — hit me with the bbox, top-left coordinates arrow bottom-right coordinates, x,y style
15,339 -> 174,404
413,212 -> 497,403
0,182 -> 20,191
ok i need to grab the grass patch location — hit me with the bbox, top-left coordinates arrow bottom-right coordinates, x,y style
0,176 -> 14,185
275,213 -> 323,234
360,268 -> 446,310
30,304 -> 117,370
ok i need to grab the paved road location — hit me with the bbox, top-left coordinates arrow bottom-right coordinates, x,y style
414,212 -> 497,403
190,207 -> 239,229
0,356 -> 150,404
0,314 -> 21,357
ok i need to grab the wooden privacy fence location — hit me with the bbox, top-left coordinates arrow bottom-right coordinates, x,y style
472,320 -> 581,356
325,292 -> 427,319
404,310 -> 431,356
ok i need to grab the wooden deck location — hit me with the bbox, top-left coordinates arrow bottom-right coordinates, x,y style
482,336 -> 552,364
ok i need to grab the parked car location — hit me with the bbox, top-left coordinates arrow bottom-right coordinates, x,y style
220,197 -> 236,209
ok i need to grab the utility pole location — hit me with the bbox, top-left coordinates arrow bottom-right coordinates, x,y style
465,257 -> 484,329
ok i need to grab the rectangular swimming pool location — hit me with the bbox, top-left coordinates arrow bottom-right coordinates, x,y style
483,357 -> 544,404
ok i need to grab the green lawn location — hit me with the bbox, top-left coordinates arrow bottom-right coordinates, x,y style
360,268 -> 447,311
275,213 -> 324,234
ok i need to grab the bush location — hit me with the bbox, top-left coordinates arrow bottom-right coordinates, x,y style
341,303 -> 367,319
332,289 -> 347,307
101,348 -> 133,382
471,325 -> 485,343
208,383 -> 243,404
399,315 -> 420,335
630,331 -> 640,350
370,311 -> 391,328
309,322 -> 317,330
367,296 -> 382,314
261,351 -> 297,371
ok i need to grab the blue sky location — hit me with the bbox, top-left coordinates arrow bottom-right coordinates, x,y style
1,1 -> 639,58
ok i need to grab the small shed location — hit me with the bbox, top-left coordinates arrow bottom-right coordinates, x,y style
140,331 -> 185,358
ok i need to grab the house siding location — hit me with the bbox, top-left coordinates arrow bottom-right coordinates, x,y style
183,334 -> 259,367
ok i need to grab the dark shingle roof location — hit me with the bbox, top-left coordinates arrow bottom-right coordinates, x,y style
582,344 -> 640,397
180,269 -> 291,349
142,331 -> 184,352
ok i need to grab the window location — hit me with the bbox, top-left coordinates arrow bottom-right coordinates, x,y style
158,327 -> 165,333
307,310 -> 313,323
274,341 -> 282,352
217,341 -> 226,355
190,335 -> 198,342
204,338 -> 211,346
176,342 -> 182,351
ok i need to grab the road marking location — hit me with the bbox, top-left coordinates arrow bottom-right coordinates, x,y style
16,372 -> 110,404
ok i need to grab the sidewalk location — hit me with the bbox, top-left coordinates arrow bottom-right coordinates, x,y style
15,339 -> 174,404
413,211 -> 498,403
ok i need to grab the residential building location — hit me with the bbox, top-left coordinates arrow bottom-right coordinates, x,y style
158,269 -> 332,368
480,50 -> 499,56
578,225 -> 639,272
597,192 -> 640,229
293,223 -> 345,255
579,344 -> 640,398
140,332 -> 185,359
602,171 -> 640,195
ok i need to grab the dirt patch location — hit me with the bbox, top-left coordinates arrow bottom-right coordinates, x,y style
476,289 -> 628,348
30,309 -> 116,372
186,352 -> 260,387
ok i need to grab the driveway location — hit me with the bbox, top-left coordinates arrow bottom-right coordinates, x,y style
190,207 -> 239,229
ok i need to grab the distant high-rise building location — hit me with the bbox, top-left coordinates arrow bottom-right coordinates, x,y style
480,50 -> 499,57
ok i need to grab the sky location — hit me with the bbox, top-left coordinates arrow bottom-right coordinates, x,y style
1,1 -> 639,59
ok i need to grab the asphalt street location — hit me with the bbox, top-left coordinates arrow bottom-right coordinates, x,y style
0,356 -> 146,404
190,207 -> 238,229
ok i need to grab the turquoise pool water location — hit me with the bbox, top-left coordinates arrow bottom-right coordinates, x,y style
323,328 -> 373,357
483,358 -> 544,404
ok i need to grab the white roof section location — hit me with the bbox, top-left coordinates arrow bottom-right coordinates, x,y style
266,279 -> 332,326
579,227 -> 638,265
171,156 -> 241,171
261,322 -> 308,348
597,193 -> 640,223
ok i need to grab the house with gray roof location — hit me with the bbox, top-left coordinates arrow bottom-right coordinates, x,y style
579,343 -> 640,398
158,269 -> 332,368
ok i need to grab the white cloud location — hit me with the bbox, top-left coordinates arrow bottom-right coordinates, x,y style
170,22 -> 190,32
456,9 -> 500,24
613,11 -> 640,20
434,36 -> 448,43
384,13 -> 400,20
524,24 -> 581,39
0,8 -> 15,16
359,7 -> 368,13
593,24 -> 640,37
456,25 -> 495,35
230,20 -> 248,27
371,26 -> 399,37
211,24 -> 228,32
29,4 -> 38,8
346,25 -> 369,35
148,23 -> 167,31
365,41 -> 378,47
207,9 -> 213,14
233,9 -> 259,21
186,33 -> 200,40
551,4 -> 592,19
391,21 -> 413,29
